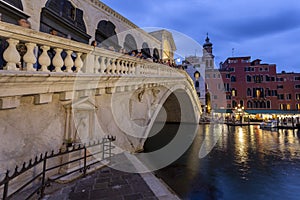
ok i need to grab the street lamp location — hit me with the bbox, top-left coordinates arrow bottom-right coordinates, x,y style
235,104 -> 244,124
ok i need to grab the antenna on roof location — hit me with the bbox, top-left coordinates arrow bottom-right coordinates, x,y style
232,48 -> 235,57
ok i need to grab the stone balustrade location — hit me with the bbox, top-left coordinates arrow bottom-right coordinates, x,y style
0,21 -> 181,78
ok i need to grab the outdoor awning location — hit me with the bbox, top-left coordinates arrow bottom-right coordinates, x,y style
244,109 -> 300,115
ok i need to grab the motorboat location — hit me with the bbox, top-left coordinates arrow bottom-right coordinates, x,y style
260,120 -> 277,129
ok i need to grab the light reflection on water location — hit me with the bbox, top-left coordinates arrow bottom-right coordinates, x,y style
156,124 -> 300,200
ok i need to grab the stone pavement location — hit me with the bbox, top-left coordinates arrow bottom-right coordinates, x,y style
42,153 -> 180,200
43,167 -> 158,200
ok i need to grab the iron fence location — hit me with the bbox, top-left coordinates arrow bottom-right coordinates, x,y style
0,136 -> 116,200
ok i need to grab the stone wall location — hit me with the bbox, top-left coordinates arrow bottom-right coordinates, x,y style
0,94 -> 65,171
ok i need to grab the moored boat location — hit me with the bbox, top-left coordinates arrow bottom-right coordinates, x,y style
260,120 -> 277,129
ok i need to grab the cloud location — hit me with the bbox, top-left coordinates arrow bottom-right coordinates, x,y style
100,0 -> 300,72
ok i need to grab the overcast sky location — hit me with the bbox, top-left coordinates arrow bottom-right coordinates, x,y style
101,0 -> 300,72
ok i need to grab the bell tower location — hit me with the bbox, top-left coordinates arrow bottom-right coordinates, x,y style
202,33 -> 215,69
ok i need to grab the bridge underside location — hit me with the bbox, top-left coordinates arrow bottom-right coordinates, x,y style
144,89 -> 198,152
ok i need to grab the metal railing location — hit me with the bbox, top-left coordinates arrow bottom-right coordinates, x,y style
0,136 -> 116,200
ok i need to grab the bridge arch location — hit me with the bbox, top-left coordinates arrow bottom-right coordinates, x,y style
95,20 -> 120,50
40,0 -> 90,43
141,42 -> 151,59
123,34 -> 137,53
0,0 -> 28,24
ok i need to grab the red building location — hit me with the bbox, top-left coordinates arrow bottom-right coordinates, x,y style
206,56 -> 300,111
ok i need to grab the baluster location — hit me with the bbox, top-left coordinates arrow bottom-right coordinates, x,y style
106,58 -> 112,74
121,60 -> 125,74
74,52 -> 83,72
64,50 -> 74,72
52,48 -> 64,72
100,56 -> 106,74
23,43 -> 37,71
3,38 -> 20,71
131,62 -> 136,74
38,46 -> 51,72
94,55 -> 100,73
128,62 -> 134,74
111,58 -> 116,74
132,63 -> 137,75
115,59 -> 121,74
124,61 -> 128,74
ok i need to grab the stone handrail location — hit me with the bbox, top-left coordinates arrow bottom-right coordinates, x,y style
0,21 -> 182,78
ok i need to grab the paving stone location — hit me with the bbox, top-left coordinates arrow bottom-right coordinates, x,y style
68,190 -> 90,200
95,177 -> 111,183
93,182 -> 109,190
43,165 -> 161,199
124,193 -> 143,200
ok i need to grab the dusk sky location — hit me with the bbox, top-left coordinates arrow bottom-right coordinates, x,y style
101,0 -> 300,72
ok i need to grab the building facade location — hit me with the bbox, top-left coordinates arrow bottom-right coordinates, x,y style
185,35 -> 300,113
206,57 -> 300,111
183,35 -> 225,114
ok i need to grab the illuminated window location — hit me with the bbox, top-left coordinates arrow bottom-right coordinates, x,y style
296,94 -> 300,100
296,104 -> 300,110
194,72 -> 200,80
279,104 -> 286,110
256,89 -> 261,98
287,104 -> 291,110
232,89 -> 237,96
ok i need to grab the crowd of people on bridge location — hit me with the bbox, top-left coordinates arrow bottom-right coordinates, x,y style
90,40 -> 178,68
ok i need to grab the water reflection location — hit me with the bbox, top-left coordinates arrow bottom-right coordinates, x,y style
156,124 -> 300,200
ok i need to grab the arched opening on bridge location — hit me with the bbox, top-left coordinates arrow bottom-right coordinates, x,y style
141,42 -> 151,59
124,34 -> 137,53
153,48 -> 160,61
95,20 -> 120,50
143,89 -> 197,153
40,0 -> 90,43
0,0 -> 29,24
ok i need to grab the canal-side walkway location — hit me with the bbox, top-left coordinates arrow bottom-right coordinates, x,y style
42,154 -> 179,200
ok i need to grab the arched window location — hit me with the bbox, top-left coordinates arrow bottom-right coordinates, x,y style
254,101 -> 258,108
267,101 -> 271,108
247,88 -> 251,96
40,0 -> 90,43
231,76 -> 236,82
232,100 -> 237,108
231,89 -> 237,97
256,89 -> 261,98
153,48 -> 160,60
247,101 -> 253,108
261,101 -> 266,108
95,20 -> 119,50
0,0 -> 28,24
142,42 -> 151,58
194,71 -> 200,80
240,100 -> 244,107
124,34 -> 137,53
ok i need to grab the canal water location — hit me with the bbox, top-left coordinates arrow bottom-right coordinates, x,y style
154,124 -> 300,200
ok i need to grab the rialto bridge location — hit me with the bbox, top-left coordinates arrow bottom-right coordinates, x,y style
0,0 -> 202,172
